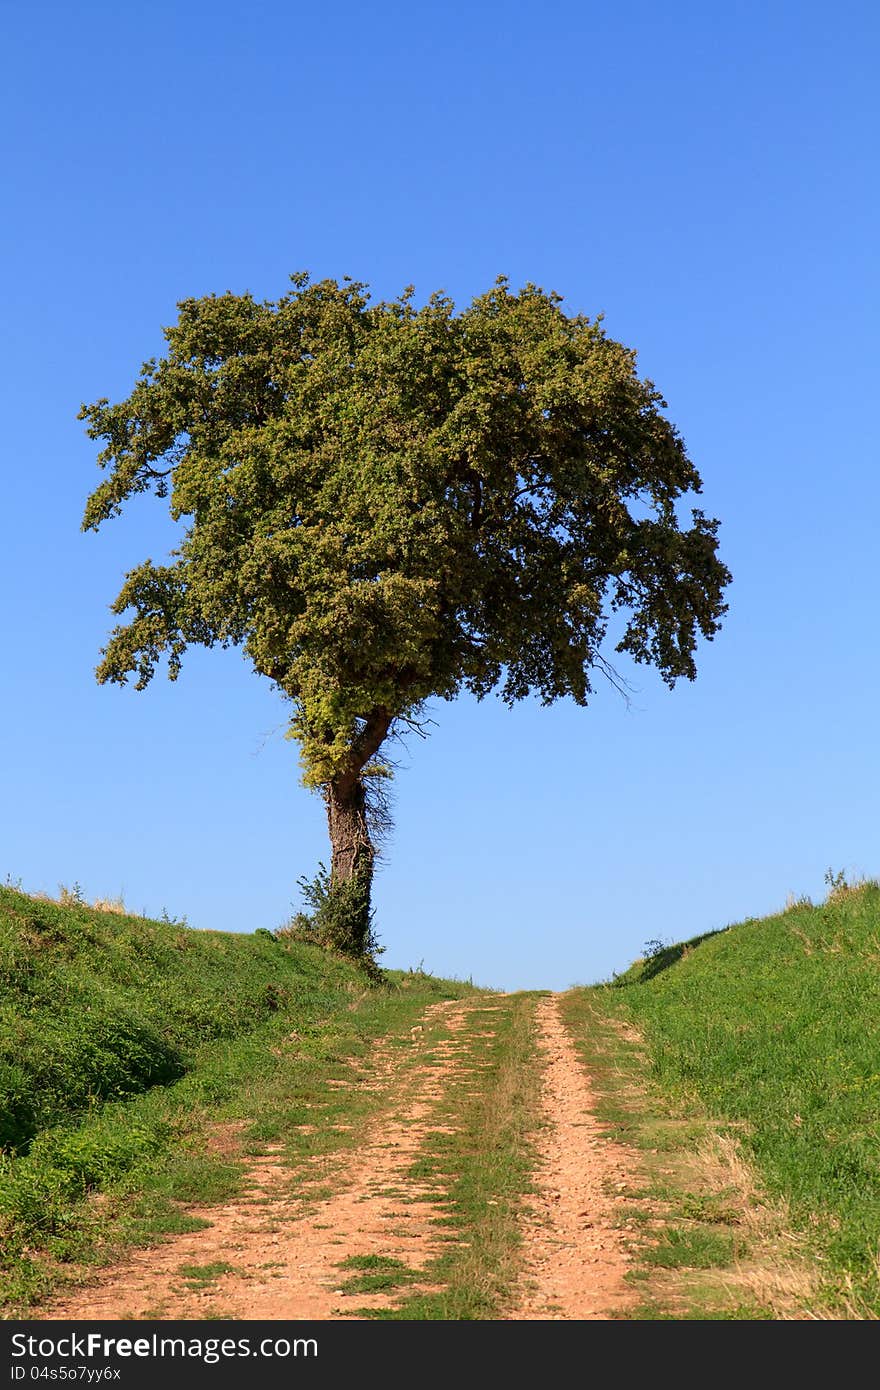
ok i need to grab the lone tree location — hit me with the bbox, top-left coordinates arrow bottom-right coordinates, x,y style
81,274 -> 730,961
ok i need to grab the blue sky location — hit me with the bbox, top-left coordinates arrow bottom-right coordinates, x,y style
2,1 -> 877,990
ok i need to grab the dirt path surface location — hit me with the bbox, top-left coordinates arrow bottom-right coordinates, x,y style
43,992 -> 637,1321
45,1000 -> 473,1321
508,993 -> 637,1319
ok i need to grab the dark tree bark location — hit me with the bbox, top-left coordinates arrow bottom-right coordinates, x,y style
325,774 -> 374,888
319,707 -> 392,958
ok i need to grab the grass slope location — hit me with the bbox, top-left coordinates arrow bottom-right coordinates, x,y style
595,880 -> 880,1315
0,886 -> 473,1314
0,886 -> 368,1152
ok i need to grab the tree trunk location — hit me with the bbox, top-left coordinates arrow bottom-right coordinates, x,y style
317,707 -> 391,961
326,774 -> 374,888
322,773 -> 376,958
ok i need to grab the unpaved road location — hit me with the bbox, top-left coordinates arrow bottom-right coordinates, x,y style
43,994 -> 636,1321
508,994 -> 636,1318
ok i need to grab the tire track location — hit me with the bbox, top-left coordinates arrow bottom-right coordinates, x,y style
509,993 -> 637,1319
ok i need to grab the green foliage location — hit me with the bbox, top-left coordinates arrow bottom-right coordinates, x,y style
80,271 -> 730,793
57,882 -> 85,907
0,1116 -> 172,1233
598,880 -> 880,1313
825,867 -> 849,895
278,863 -> 383,965
80,273 -> 730,965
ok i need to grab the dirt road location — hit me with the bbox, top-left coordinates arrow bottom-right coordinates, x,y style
508,994 -> 636,1318
43,994 -> 636,1321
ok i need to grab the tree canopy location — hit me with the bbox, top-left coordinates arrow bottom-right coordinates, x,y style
81,274 -> 731,959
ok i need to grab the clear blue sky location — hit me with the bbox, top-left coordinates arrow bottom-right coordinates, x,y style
2,1 -> 877,990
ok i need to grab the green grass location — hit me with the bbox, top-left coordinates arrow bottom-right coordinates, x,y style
0,885 -> 365,1151
0,887 -> 476,1315
642,1227 -> 736,1269
336,1256 -> 420,1295
591,879 -> 880,1316
559,989 -> 780,1320
176,1261 -> 236,1291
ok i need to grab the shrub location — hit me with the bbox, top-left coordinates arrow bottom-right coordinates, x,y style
277,864 -> 383,972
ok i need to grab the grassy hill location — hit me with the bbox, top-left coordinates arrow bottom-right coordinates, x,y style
594,878 -> 880,1315
0,885 -> 368,1151
0,885 -> 473,1312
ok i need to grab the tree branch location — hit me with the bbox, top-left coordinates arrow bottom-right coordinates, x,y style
393,712 -> 437,741
342,706 -> 392,786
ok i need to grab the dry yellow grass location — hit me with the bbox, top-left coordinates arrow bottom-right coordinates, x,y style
693,1131 -> 824,1318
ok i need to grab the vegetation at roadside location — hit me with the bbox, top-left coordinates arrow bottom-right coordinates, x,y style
0,886 -> 475,1315
585,876 -> 880,1317
561,990 -> 796,1319
0,884 -> 359,1153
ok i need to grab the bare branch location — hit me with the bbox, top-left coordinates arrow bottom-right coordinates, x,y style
592,651 -> 636,706
392,712 -> 437,741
